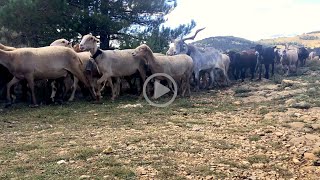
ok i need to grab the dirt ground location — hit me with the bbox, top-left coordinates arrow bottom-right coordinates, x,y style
1,60 -> 320,179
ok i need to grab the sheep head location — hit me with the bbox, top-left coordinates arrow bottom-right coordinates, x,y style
79,34 -> 100,51
132,44 -> 152,56
50,39 -> 72,48
132,44 -> 153,64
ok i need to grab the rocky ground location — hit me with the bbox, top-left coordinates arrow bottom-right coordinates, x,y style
0,60 -> 320,179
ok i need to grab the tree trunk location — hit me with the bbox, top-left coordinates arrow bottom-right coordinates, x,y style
99,34 -> 110,50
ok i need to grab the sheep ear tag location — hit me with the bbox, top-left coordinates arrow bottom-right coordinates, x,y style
153,80 -> 170,99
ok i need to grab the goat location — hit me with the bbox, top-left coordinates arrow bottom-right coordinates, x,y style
167,28 -> 228,90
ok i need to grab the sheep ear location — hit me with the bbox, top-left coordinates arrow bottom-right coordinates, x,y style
90,36 -> 99,43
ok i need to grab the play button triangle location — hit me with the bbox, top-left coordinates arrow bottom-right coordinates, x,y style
154,81 -> 170,99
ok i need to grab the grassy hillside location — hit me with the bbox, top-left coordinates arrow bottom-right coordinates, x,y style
192,31 -> 320,51
192,36 -> 256,52
258,32 -> 320,48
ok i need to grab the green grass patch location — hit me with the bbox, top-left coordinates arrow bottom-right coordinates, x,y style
248,135 -> 261,142
72,147 -> 101,160
234,87 -> 252,94
247,155 -> 270,164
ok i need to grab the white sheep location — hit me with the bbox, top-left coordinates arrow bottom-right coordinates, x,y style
0,46 -> 92,107
79,34 -> 147,101
50,38 -> 102,101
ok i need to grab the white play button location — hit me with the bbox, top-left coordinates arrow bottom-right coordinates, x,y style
143,73 -> 178,107
153,80 -> 170,99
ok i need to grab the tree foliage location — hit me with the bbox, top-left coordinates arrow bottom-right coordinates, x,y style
0,0 -> 195,50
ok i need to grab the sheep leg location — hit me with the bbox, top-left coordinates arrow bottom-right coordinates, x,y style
50,81 -> 57,102
181,77 -> 186,97
25,76 -> 38,107
96,74 -> 111,101
116,78 -> 121,97
222,68 -> 229,86
68,77 -> 79,101
208,70 -> 215,89
194,71 -> 200,91
258,63 -> 262,80
107,77 -> 117,101
138,66 -> 147,96
5,77 -> 20,107
69,64 -> 95,100
98,80 -> 107,97
186,75 -> 191,97
271,62 -> 275,77
63,74 -> 73,99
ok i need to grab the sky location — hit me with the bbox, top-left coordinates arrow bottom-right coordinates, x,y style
164,0 -> 320,42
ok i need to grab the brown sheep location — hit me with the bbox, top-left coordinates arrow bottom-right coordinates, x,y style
132,44 -> 194,97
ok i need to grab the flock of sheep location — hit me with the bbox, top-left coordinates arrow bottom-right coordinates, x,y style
0,28 -> 313,108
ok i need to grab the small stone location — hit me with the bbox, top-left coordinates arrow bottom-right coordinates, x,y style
192,126 -> 202,131
291,102 -> 311,109
103,147 -> 113,154
292,158 -> 300,164
312,147 -> 320,154
303,153 -> 317,160
57,160 -> 67,164
205,175 -> 214,180
284,87 -> 291,90
275,132 -> 283,137
242,161 -> 250,166
313,159 -> 320,166
233,101 -> 241,105
311,124 -> 320,130
285,144 -> 291,148
288,122 -> 305,129
136,167 -> 147,175
93,113 -> 98,116
252,163 -> 264,168
282,79 -> 297,87
305,134 -> 320,141
285,99 -> 297,107
257,132 -> 265,136
239,136 -> 246,140
79,175 -> 91,179
293,113 -> 302,117
307,87 -> 317,94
